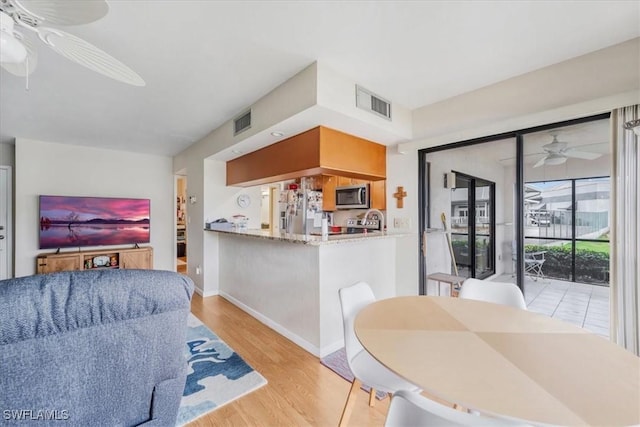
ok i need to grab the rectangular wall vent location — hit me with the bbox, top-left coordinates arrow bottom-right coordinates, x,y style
356,85 -> 391,120
234,109 -> 252,136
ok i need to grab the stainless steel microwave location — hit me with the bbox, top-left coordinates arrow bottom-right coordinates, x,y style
336,184 -> 370,209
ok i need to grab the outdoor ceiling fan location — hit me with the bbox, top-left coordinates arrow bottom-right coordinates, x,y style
0,0 -> 144,86
532,134 -> 603,168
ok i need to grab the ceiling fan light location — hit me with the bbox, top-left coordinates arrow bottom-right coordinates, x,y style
545,153 -> 567,166
623,119 -> 640,136
0,30 -> 27,63
1,12 -> 27,63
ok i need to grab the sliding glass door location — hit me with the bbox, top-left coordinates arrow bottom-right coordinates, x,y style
419,113 -> 611,338
419,138 -> 511,294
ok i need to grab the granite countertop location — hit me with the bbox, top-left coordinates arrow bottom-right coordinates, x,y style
204,227 -> 406,245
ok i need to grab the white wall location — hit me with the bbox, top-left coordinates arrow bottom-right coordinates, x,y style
386,147 -> 420,295
316,62 -> 413,140
199,158 -> 262,296
15,138 -> 174,276
411,38 -> 640,143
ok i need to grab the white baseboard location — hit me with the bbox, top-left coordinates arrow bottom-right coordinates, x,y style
220,291 -> 322,357
193,286 -> 219,298
319,339 -> 344,358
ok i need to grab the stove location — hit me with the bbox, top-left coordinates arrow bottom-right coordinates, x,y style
345,217 -> 381,234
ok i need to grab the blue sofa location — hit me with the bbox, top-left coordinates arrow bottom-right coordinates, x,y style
0,269 -> 194,426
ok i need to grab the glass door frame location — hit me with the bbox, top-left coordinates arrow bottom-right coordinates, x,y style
418,112 -> 610,295
524,175 -> 611,284
450,171 -> 496,280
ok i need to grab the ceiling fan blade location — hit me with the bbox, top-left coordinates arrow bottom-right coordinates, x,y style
37,27 -> 145,86
13,0 -> 108,26
563,149 -> 602,160
0,33 -> 38,76
533,157 -> 547,168
569,141 -> 610,154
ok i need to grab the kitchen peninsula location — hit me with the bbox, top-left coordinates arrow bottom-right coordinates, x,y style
207,227 -> 402,357
215,125 -> 396,356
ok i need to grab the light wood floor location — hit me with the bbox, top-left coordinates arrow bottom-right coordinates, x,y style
188,294 -> 389,426
177,256 -> 187,274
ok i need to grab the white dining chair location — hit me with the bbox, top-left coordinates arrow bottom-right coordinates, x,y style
338,282 -> 421,427
458,278 -> 527,310
385,390 -> 527,427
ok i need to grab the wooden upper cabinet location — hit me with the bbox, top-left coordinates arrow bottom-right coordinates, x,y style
227,126 -> 386,187
318,127 -> 386,180
370,180 -> 386,210
322,175 -> 337,211
337,176 -> 369,187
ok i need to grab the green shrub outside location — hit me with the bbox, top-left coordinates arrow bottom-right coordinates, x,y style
525,244 -> 609,286
450,239 -> 609,286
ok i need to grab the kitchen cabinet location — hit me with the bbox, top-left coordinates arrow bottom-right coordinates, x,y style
296,175 -> 323,191
337,176 -> 368,187
303,175 -> 338,211
227,126 -> 386,187
370,180 -> 386,210
322,175 -> 337,211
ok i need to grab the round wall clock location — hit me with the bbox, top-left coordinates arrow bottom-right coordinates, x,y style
237,194 -> 251,208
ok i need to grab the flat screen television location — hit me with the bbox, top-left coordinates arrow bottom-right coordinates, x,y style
39,195 -> 150,249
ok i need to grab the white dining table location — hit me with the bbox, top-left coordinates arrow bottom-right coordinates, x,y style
354,296 -> 640,426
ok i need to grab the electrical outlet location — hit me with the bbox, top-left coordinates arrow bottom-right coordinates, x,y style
394,217 -> 411,229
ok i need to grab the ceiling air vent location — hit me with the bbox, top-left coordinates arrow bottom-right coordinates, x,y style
356,85 -> 391,120
233,109 -> 252,136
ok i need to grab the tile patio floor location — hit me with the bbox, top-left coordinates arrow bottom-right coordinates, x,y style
497,274 -> 610,338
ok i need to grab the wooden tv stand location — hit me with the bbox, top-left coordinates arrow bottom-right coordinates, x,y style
36,246 -> 153,274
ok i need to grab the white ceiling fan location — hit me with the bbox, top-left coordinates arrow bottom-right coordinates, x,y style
532,134 -> 603,168
0,0 -> 144,86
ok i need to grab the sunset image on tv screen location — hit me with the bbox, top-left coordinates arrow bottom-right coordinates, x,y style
39,196 -> 150,249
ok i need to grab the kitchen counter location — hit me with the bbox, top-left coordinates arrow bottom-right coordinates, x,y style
207,226 -> 401,357
205,227 -> 406,245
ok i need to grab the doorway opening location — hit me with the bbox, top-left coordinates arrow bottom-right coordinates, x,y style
176,176 -> 187,274
0,166 -> 12,280
450,172 -> 496,279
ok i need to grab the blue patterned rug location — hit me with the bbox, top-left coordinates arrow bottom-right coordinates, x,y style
176,314 -> 267,426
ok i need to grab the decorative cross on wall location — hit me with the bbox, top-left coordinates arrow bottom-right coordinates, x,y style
393,186 -> 407,208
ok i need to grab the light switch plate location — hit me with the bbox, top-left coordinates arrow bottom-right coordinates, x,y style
394,217 -> 411,229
